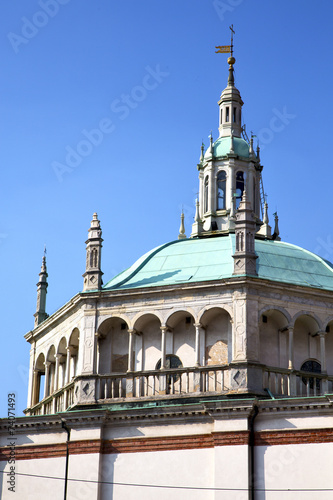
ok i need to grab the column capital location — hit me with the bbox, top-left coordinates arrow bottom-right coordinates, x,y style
194,322 -> 202,329
44,361 -> 51,368
319,331 -> 327,338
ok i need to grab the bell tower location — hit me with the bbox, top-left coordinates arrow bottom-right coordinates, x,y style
191,28 -> 266,238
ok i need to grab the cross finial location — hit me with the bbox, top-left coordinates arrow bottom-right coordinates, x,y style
229,24 -> 235,56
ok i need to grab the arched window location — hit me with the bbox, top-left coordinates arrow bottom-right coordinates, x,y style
217,171 -> 226,210
204,176 -> 209,213
301,360 -> 321,391
235,171 -> 245,210
156,355 -> 183,385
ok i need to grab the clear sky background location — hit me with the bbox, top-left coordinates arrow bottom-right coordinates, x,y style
1,0 -> 333,418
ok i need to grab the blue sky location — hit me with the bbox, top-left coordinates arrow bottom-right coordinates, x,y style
1,0 -> 333,417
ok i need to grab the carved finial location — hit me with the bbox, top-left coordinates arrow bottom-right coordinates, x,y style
272,212 -> 281,241
178,211 -> 186,240
195,198 -> 200,222
208,132 -> 214,156
34,252 -> 49,327
263,201 -> 269,225
200,141 -> 204,163
83,212 -> 104,291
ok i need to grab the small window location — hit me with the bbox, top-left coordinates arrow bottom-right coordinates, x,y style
220,109 -> 223,125
301,360 -> 321,390
235,171 -> 245,209
233,107 -> 237,123
204,176 -> 209,213
225,107 -> 229,123
156,355 -> 183,384
217,171 -> 226,210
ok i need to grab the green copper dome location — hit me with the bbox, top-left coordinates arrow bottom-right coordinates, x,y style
213,136 -> 250,158
103,235 -> 333,292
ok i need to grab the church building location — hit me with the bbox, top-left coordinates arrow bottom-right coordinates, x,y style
1,45 -> 333,500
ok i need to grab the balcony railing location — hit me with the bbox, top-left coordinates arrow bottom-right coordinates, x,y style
263,366 -> 333,397
96,365 -> 230,401
25,365 -> 333,416
25,381 -> 75,416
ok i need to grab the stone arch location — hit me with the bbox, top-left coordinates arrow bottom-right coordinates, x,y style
98,317 -> 129,374
198,304 -> 233,323
166,310 -> 196,368
199,307 -> 232,366
293,314 -> 321,371
259,305 -> 291,325
132,310 -> 164,330
97,313 -> 131,331
133,313 -> 162,371
292,311 -> 323,331
259,308 -> 290,368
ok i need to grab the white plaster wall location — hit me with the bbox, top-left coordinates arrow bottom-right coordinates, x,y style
99,448 -> 214,500
1,456 -> 65,500
1,452 -> 100,500
214,445 -> 249,500
255,443 -> 333,500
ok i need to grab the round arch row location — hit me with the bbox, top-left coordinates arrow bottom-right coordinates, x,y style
259,307 -> 333,374
31,328 -> 79,406
97,307 -> 232,374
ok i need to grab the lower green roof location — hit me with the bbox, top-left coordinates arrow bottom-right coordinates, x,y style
102,235 -> 333,292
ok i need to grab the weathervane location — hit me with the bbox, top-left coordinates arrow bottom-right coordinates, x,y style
215,24 -> 235,56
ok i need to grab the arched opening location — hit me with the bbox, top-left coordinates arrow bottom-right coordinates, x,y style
98,318 -> 129,374
68,328 -> 79,381
133,314 -> 162,371
259,309 -> 289,368
235,171 -> 245,210
33,353 -> 45,405
200,307 -> 232,366
293,315 -> 320,371
166,311 -> 196,368
217,170 -> 226,210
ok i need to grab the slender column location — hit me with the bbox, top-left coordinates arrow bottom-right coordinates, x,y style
44,361 -> 51,399
160,326 -> 167,369
54,354 -> 61,391
127,329 -> 135,372
288,328 -> 294,370
65,347 -> 72,384
208,168 -> 214,213
32,369 -> 39,406
229,167 -> 235,218
319,332 -> 327,373
194,323 -> 201,367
